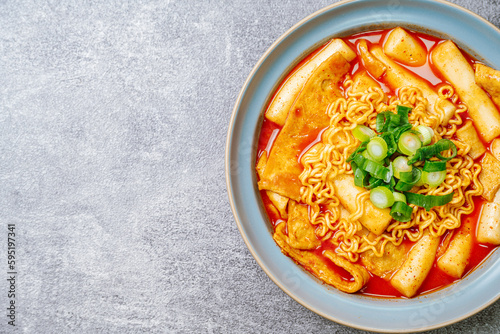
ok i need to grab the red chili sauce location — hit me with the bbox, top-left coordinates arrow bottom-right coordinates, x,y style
256,28 -> 497,298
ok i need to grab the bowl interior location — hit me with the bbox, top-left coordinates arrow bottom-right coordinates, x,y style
226,0 -> 500,332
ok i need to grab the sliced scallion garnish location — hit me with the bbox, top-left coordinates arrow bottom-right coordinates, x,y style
404,192 -> 454,211
390,201 -> 413,222
353,125 -> 376,143
354,168 -> 370,187
396,105 -> 411,123
399,167 -> 422,184
362,149 -> 375,161
364,159 -> 392,182
347,141 -> 368,162
365,176 -> 384,190
415,125 -> 434,146
414,168 -> 425,187
376,111 -> 395,133
408,139 -> 457,164
352,154 -> 392,182
398,131 -> 422,156
392,124 -> 413,143
393,192 -> 407,203
370,186 -> 395,209
395,161 -> 422,191
422,170 -> 447,187
423,160 -> 447,172
367,137 -> 388,161
348,105 -> 454,215
393,156 -> 412,179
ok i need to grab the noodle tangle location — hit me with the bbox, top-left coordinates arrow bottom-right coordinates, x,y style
298,76 -> 483,262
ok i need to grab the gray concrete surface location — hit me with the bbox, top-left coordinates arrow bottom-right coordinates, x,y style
1,0 -> 500,333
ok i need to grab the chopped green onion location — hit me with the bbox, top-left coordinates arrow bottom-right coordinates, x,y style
389,175 -> 396,192
351,161 -> 358,173
415,125 -> 434,145
395,168 -> 422,191
364,159 -> 392,182
404,192 -> 454,211
398,131 -> 422,156
376,106 -> 411,134
376,110 -> 406,133
400,167 -> 422,184
414,168 -> 425,187
365,176 -> 384,190
362,149 -> 374,160
393,192 -> 407,203
370,186 -> 395,209
388,161 -> 394,180
436,142 -> 457,161
395,180 -> 414,191
422,170 -> 447,187
392,124 -> 413,143
347,142 -> 368,162
353,125 -> 376,143
390,201 -> 413,222
396,105 -> 411,124
393,156 -> 412,179
347,105 -> 454,215
423,160 -> 446,172
408,139 -> 457,164
367,137 -> 388,161
379,132 -> 397,156
376,111 -> 394,133
352,154 -> 392,182
354,168 -> 370,187
352,154 -> 365,167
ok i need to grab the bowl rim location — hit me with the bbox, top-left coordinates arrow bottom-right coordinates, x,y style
225,0 -> 500,331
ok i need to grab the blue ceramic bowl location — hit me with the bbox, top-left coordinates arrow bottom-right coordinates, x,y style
226,0 -> 500,331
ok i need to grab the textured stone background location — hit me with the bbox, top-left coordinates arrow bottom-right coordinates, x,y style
1,0 -> 500,333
